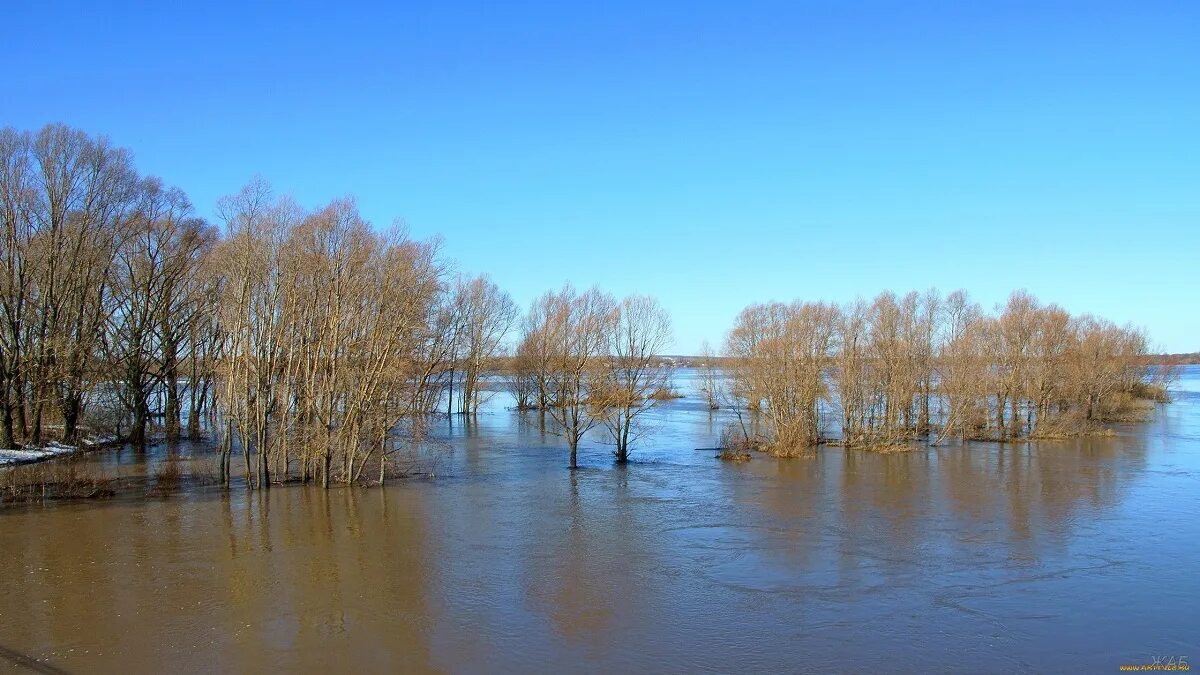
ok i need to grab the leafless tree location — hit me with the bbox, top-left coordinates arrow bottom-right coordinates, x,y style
697,340 -> 721,410
598,295 -> 672,462
523,286 -> 616,468
726,301 -> 837,455
726,287 -> 1160,454
105,179 -> 209,450
451,275 -> 517,415
0,122 -> 1170,482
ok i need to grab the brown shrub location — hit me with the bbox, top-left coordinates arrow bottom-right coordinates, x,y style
717,425 -> 755,461
148,459 -> 183,496
1,458 -> 115,503
648,387 -> 685,401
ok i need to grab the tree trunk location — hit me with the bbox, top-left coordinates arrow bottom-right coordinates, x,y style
242,432 -> 253,489
221,419 -> 232,487
131,400 -> 148,450
14,379 -> 27,440
615,416 -> 631,463
1009,399 -> 1019,439
0,383 -> 15,449
30,398 -> 43,446
187,398 -> 201,439
995,394 -> 1006,441
258,426 -> 270,488
62,398 -> 80,445
165,373 -> 181,441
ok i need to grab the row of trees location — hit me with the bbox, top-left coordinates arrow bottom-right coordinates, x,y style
0,124 -> 1166,480
0,123 -> 682,484
723,289 -> 1165,456
0,124 -> 537,488
0,124 -> 218,450
510,288 -> 673,467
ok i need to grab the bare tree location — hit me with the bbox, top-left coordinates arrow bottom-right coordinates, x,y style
105,180 -> 208,450
7,126 -> 140,446
0,128 -> 34,448
0,122 -> 1172,480
525,286 -> 616,469
932,290 -> 985,442
697,339 -> 721,410
598,295 -> 672,462
508,329 -> 540,411
451,275 -> 517,415
725,301 -> 837,455
832,298 -> 870,446
212,176 -> 281,486
725,286 -> 1159,453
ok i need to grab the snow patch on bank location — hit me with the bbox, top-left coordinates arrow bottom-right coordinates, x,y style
81,434 -> 117,447
0,442 -> 78,466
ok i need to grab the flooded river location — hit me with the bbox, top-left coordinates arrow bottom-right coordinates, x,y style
1,368 -> 1198,672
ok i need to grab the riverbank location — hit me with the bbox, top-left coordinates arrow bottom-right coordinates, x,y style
0,442 -> 78,467
0,432 -> 121,468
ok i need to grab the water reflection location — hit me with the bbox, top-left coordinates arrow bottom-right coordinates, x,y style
0,367 -> 1196,672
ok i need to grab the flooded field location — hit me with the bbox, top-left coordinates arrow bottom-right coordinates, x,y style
1,367 -> 1197,672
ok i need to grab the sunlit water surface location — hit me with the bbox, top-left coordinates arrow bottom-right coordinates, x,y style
1,367 -> 1198,672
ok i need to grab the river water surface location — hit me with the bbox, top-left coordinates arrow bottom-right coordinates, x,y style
1,368 -> 1198,673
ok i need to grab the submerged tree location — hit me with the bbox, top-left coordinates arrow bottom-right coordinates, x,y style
522,286 -> 616,468
598,295 -> 673,463
697,340 -> 721,410
725,301 -> 837,455
517,288 -> 677,467
0,123 -> 1168,487
451,275 -> 517,416
724,288 -> 1160,455
212,184 -> 449,488
106,180 -> 211,450
0,125 -> 141,447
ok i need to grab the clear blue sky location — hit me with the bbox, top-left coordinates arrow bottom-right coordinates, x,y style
5,1 -> 1197,353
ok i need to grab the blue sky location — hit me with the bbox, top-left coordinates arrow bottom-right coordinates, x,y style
5,1 -> 1197,353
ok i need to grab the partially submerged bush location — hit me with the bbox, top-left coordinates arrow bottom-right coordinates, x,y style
1129,381 -> 1171,404
717,425 -> 755,461
648,387 -> 685,401
1,457 -> 116,503
148,459 -> 183,496
1096,392 -> 1156,423
864,442 -> 918,454
718,446 -> 752,462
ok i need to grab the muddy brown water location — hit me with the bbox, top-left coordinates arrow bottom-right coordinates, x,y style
1,368 -> 1198,673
